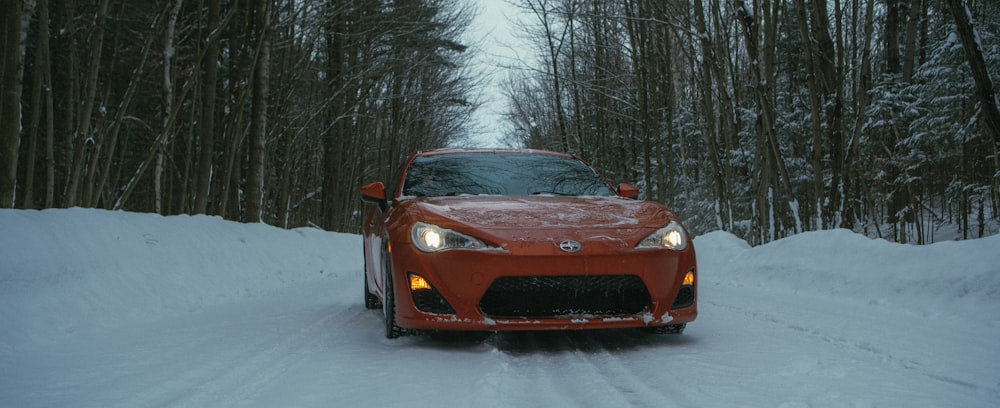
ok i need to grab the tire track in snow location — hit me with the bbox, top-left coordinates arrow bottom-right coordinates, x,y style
466,348 -> 514,408
124,280 -> 367,408
491,332 -> 599,408
563,332 -> 695,407
488,331 -> 696,407
165,308 -> 350,407
705,296 -> 998,400
708,298 -> 915,367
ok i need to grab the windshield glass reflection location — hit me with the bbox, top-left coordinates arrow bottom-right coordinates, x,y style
402,153 -> 615,197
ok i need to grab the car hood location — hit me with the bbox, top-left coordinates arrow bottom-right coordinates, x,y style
404,195 -> 672,231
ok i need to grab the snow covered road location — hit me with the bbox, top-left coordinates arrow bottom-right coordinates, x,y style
2,209 -> 998,407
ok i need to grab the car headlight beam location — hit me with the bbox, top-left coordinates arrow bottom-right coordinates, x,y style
411,222 -> 488,253
637,221 -> 688,251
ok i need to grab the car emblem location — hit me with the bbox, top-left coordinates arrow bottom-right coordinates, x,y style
559,240 -> 582,253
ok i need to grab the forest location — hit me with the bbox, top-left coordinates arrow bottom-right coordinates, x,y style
1,0 -> 998,245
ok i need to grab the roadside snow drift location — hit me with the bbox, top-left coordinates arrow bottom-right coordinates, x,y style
1,208 -> 998,407
0,208 -> 360,348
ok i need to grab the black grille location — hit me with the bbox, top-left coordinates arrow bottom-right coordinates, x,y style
671,286 -> 694,309
479,275 -> 650,318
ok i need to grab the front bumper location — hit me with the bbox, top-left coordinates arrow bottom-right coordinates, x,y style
388,243 -> 698,332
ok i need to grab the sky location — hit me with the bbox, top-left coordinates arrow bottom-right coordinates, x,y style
2,207 -> 998,407
465,0 -> 528,148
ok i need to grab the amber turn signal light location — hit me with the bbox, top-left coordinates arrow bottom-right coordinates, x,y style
409,274 -> 432,291
682,271 -> 695,286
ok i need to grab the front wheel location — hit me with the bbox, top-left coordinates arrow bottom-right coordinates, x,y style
382,246 -> 404,339
364,273 -> 381,310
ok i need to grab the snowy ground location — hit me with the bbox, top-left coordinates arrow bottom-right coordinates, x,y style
2,208 -> 999,407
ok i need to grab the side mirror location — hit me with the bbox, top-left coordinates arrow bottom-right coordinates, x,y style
360,182 -> 388,211
617,183 -> 640,199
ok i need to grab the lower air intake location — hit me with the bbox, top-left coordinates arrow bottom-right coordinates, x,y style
411,288 -> 456,315
479,275 -> 650,318
671,286 -> 695,309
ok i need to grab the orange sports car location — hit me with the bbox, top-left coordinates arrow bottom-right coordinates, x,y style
360,149 -> 697,338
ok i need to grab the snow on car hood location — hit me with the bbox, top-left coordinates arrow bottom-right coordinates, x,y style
404,195 -> 672,230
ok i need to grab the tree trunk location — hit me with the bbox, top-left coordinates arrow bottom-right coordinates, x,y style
154,0 -> 183,214
693,0 -> 729,230
42,0 -> 55,208
566,4 -> 584,161
194,0 -> 222,215
845,0 -> 876,230
736,0 -> 798,243
525,0 -> 570,153
624,0 -> 653,199
885,0 -> 901,75
901,0 -> 923,82
64,0 -> 111,208
218,1 -> 250,220
883,0 -> 907,241
946,0 -> 1000,174
94,22 -> 157,210
0,0 -> 24,208
546,8 -> 569,153
246,0 -> 270,223
321,5 -> 346,230
25,0 -> 47,208
794,0 -> 825,230
654,0 -> 675,205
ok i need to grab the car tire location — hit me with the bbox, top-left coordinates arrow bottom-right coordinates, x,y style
364,272 -> 381,310
382,245 -> 404,339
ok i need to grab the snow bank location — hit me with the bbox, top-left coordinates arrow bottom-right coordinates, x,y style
0,208 -> 359,350
3,208 -> 997,354
3,209 -> 997,407
694,229 -> 1000,320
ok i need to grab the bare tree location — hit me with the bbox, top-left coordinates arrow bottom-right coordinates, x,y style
735,0 -> 801,243
0,0 -> 25,208
63,0 -> 111,208
515,0 -> 572,153
8,0 -> 995,243
946,0 -> 1000,173
246,0 -> 271,223
193,0 -> 223,215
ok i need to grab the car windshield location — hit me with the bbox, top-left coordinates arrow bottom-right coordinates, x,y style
402,152 -> 616,197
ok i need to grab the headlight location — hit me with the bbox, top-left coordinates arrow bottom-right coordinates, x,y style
637,221 -> 688,250
411,222 -> 488,252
